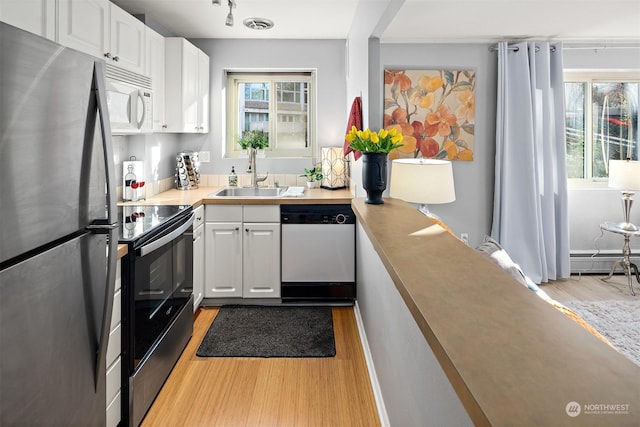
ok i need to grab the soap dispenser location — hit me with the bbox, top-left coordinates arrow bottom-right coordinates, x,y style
228,166 -> 238,187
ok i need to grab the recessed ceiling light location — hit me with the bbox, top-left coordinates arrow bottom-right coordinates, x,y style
243,18 -> 274,30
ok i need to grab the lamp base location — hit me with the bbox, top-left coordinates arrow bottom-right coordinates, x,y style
616,221 -> 639,231
418,204 -> 443,222
619,192 -> 638,231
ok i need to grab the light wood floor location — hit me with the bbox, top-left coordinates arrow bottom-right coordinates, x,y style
140,306 -> 381,427
540,273 -> 638,303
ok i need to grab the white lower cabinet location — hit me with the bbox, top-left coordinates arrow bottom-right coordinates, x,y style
192,205 -> 205,310
106,258 -> 122,427
205,221 -> 243,297
205,205 -> 280,298
242,223 -> 280,298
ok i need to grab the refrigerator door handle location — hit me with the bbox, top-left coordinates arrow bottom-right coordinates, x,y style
86,222 -> 118,232
94,61 -> 116,224
92,61 -> 118,391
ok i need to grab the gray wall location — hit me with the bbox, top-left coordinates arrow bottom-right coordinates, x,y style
182,38 -> 347,176
376,43 -> 498,248
112,36 -> 639,259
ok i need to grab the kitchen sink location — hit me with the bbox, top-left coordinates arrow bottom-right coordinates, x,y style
212,187 -> 287,198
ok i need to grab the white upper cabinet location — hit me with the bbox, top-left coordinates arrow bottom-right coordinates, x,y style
165,37 -> 210,133
0,0 -> 56,40
144,26 -> 166,131
109,3 -> 144,74
197,51 -> 210,134
58,0 -> 110,60
58,0 -> 144,74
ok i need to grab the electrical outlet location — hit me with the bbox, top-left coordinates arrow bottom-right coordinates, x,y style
199,151 -> 210,163
460,233 -> 469,245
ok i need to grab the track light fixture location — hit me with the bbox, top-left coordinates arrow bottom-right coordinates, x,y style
214,0 -> 272,30
212,0 -> 235,26
225,0 -> 235,27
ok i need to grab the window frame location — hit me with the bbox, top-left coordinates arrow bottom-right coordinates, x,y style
225,70 -> 316,159
564,70 -> 640,184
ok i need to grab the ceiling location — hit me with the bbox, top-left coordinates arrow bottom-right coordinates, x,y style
111,0 -> 640,43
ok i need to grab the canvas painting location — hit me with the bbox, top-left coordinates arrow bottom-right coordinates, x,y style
384,69 -> 476,161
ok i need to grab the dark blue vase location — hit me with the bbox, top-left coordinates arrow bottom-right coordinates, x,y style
362,153 -> 388,204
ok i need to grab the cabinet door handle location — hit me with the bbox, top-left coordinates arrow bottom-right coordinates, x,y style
113,56 -> 119,62
104,52 -> 111,59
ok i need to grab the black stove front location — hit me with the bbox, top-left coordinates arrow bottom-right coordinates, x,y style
118,205 -> 194,426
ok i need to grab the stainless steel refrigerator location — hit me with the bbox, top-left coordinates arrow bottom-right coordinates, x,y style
0,22 -> 117,425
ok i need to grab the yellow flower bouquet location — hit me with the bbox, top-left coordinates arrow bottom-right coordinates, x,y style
345,126 -> 404,154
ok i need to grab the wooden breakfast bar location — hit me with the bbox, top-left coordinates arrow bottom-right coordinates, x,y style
352,198 -> 640,426
121,187 -> 639,425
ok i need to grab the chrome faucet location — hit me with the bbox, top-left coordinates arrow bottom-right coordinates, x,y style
246,148 -> 268,188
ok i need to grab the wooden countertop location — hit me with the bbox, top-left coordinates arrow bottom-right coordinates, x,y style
116,186 -> 352,259
117,244 -> 128,259
119,186 -> 353,207
352,197 -> 640,426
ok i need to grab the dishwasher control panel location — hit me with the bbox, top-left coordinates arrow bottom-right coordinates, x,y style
280,204 -> 355,225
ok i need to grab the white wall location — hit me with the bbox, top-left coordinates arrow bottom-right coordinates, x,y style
356,223 -> 473,427
564,46 -> 640,259
112,133 -> 180,193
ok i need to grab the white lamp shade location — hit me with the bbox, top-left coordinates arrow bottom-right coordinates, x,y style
321,147 -> 346,189
390,159 -> 456,204
609,159 -> 640,190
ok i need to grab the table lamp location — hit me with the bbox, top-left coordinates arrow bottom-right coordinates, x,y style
608,158 -> 640,231
390,158 -> 456,219
321,147 -> 347,189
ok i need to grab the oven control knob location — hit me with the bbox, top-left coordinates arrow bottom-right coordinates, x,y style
335,213 -> 347,224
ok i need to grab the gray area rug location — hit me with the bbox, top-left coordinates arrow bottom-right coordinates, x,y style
196,306 -> 336,358
564,300 -> 640,367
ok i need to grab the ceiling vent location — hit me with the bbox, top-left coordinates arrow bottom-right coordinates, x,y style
243,18 -> 274,30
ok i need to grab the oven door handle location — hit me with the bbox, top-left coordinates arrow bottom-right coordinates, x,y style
139,212 -> 195,257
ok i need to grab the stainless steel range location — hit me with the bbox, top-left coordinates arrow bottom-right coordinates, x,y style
118,204 -> 194,426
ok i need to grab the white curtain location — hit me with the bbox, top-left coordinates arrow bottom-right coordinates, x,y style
492,41 -> 570,284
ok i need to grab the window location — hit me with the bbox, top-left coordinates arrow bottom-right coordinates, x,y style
564,72 -> 639,179
226,71 -> 315,158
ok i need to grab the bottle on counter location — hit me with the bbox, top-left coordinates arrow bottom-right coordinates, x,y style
229,166 -> 238,187
124,164 -> 136,201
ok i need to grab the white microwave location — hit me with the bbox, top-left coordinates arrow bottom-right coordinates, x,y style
105,67 -> 153,135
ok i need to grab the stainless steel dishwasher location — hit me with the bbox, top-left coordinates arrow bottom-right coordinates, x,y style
281,204 -> 356,302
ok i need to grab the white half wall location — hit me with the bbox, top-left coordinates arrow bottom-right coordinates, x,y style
355,222 -> 473,427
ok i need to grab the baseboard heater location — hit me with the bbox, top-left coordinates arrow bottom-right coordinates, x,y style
570,251 -> 640,274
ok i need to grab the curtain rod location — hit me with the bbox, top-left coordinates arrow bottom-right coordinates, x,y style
488,44 -> 557,53
489,43 -> 640,53
563,43 -> 640,50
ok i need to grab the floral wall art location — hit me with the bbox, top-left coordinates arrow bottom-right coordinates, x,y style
384,69 -> 476,161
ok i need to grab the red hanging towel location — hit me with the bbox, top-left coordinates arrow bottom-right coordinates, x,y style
343,96 -> 363,160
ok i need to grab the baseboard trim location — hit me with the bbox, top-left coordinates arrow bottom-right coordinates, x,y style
570,251 -> 640,274
353,301 -> 390,427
